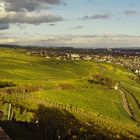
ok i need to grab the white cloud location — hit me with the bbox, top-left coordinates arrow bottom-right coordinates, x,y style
0,0 -> 63,29
1,34 -> 140,48
0,11 -> 63,24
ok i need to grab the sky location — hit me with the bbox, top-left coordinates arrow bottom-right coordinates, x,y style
0,0 -> 140,48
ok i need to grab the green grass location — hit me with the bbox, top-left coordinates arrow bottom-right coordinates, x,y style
33,82 -> 129,121
0,47 -> 140,139
0,47 -> 139,120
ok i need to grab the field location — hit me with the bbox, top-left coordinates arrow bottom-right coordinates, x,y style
0,47 -> 140,139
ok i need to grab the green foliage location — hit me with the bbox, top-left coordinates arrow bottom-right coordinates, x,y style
88,74 -> 117,88
0,81 -> 16,88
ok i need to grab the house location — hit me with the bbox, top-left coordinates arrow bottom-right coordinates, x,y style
45,56 -> 50,59
135,70 -> 139,74
114,83 -> 120,90
56,57 -> 60,60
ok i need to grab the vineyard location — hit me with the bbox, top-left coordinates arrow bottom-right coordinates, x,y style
0,47 -> 140,139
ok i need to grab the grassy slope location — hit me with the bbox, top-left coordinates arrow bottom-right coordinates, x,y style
0,47 -> 140,123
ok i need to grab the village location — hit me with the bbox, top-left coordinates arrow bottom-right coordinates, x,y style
26,47 -> 140,75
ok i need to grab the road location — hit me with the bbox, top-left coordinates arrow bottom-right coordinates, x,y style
117,89 -> 133,118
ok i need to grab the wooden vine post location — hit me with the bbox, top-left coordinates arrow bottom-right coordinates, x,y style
7,103 -> 12,120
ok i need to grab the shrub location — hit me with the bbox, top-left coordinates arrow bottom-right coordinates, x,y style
88,74 -> 117,89
0,81 -> 16,88
59,83 -> 74,90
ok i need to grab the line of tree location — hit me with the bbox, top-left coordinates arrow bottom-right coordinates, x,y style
88,74 -> 117,89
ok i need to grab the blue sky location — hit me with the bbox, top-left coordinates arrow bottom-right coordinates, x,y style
0,0 -> 140,48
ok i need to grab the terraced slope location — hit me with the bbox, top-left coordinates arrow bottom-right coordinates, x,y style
0,47 -> 140,139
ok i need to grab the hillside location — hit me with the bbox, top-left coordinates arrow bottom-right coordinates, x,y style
0,47 -> 140,139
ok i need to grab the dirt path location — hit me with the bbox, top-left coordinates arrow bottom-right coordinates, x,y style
0,127 -> 11,140
117,89 -> 132,118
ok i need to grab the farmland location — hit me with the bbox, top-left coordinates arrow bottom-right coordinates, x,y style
0,47 -> 140,139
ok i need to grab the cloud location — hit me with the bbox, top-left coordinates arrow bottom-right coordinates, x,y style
0,11 -> 63,24
2,0 -> 63,12
124,10 -> 137,15
128,3 -> 135,6
44,0 -> 62,5
1,34 -> 140,48
87,0 -> 94,3
73,26 -> 83,29
0,0 -> 63,26
80,14 -> 111,20
49,23 -> 56,26
0,37 -> 18,44
0,23 -> 9,30
69,26 -> 84,30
